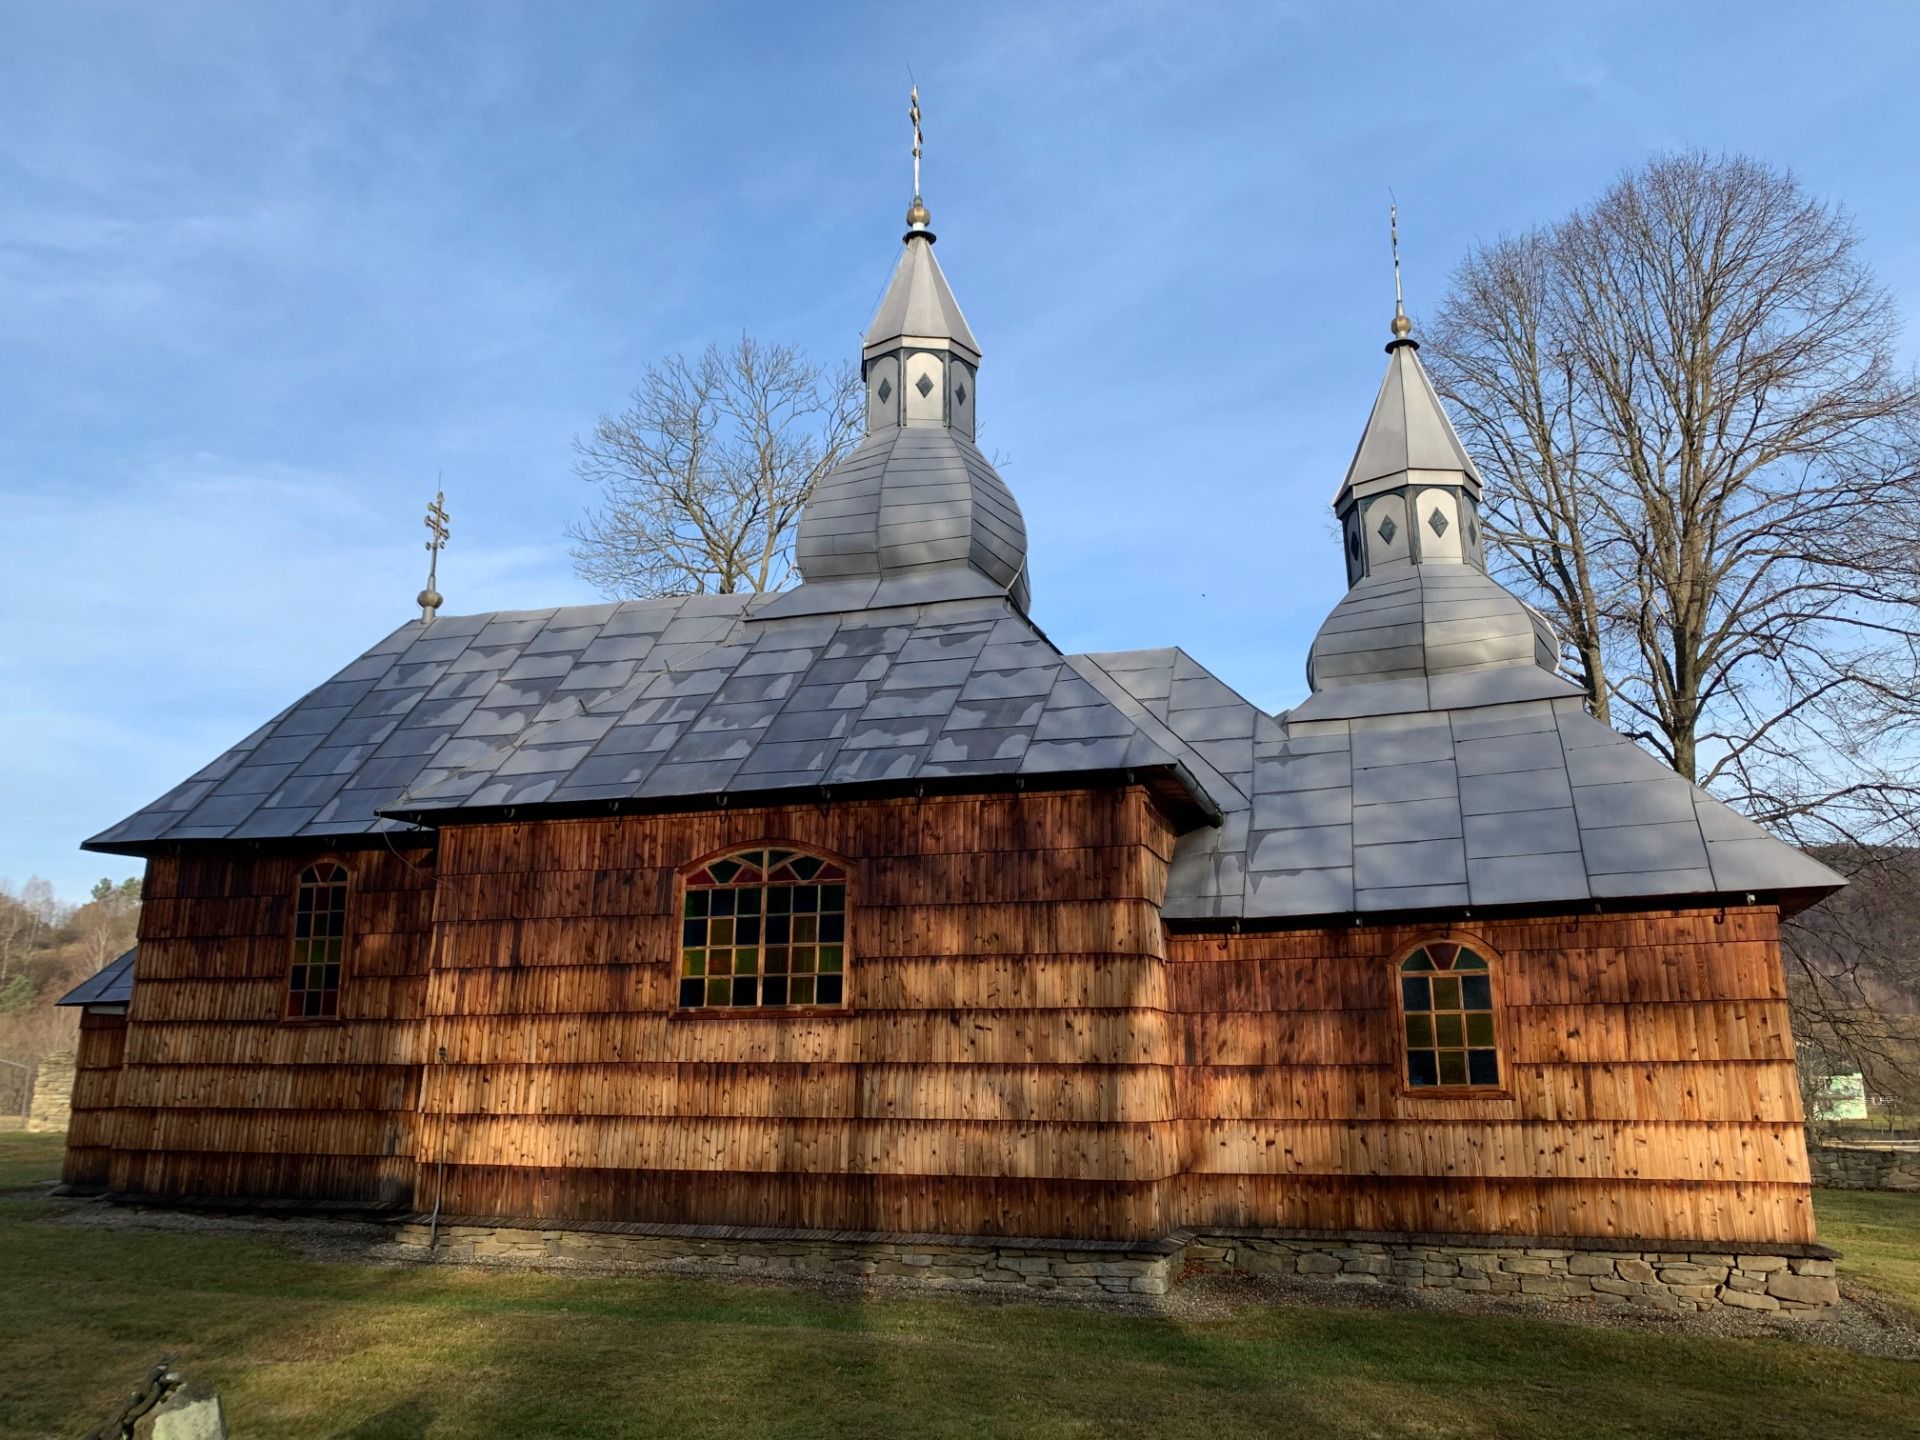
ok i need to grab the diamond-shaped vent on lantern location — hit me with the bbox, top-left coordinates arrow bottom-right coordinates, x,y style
955,381 -> 967,405
1377,514 -> 1398,545
915,373 -> 934,398
1429,507 -> 1450,537
877,378 -> 892,403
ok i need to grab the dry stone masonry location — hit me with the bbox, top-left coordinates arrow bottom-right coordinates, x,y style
393,1221 -> 1839,1312
1808,1141 -> 1920,1191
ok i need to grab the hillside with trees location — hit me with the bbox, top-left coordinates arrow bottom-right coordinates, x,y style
0,876 -> 140,1117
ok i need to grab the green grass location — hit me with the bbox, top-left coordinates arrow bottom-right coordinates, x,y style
1816,1188 -> 1920,1314
1,1132 -> 1916,1440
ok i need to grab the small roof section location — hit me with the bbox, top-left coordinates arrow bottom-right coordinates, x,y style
1339,339 -> 1481,502
57,947 -> 136,1007
864,231 -> 981,362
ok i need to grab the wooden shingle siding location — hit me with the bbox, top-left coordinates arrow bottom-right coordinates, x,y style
1165,909 -> 1815,1244
61,1010 -> 126,1187
414,789 -> 1178,1239
83,787 -> 1815,1246
107,845 -> 435,1206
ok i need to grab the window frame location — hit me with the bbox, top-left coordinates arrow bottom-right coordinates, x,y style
1390,935 -> 1510,1098
284,859 -> 351,1024
672,842 -> 854,1016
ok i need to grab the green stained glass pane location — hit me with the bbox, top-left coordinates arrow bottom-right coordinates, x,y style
683,950 -> 705,977
1431,976 -> 1461,1010
1401,949 -> 1433,972
1435,1013 -> 1465,1047
791,977 -> 815,1005
1438,1050 -> 1468,1086
819,945 -> 843,973
794,915 -> 817,943
1466,1012 -> 1495,1046
707,977 -> 731,1005
1405,1013 -> 1433,1047
1454,950 -> 1487,971
735,951 -> 758,975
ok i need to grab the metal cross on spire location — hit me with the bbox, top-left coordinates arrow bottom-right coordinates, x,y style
418,487 -> 450,622
1389,199 -> 1413,341
905,82 -> 932,233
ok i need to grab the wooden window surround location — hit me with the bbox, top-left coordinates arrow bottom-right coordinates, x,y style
1395,939 -> 1504,1092
286,861 -> 349,1020
677,845 -> 849,1012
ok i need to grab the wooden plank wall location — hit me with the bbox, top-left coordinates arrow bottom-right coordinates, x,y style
417,788 -> 1179,1239
1168,909 -> 1816,1245
105,845 -> 435,1204
61,1010 -> 127,1188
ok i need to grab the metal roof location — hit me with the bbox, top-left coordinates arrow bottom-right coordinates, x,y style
84,594 -> 1216,850
782,426 -> 1029,618
1338,337 -> 1481,503
863,230 -> 980,361
56,946 -> 136,1007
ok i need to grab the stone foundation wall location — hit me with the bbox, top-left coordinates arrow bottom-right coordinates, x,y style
396,1223 -> 1183,1295
392,1221 -> 1838,1311
1809,1142 -> 1920,1191
1187,1235 -> 1838,1312
26,1050 -> 74,1134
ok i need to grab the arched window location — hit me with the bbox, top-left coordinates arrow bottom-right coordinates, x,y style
679,846 -> 848,1010
287,862 -> 349,1019
1398,941 -> 1499,1089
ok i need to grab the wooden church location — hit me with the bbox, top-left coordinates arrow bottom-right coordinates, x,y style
60,157 -> 1846,1301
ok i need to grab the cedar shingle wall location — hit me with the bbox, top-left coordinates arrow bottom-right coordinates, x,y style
74,794 -> 1815,1247
105,847 -> 434,1204
1168,909 -> 1815,1245
61,1011 -> 126,1187
417,788 -> 1177,1239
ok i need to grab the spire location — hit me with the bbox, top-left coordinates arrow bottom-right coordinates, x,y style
1299,226 -> 1561,702
860,83 -> 981,429
774,90 -> 1029,619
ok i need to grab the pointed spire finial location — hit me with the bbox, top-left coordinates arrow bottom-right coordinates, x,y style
905,82 -> 932,236
418,485 -> 449,622
1389,199 -> 1415,346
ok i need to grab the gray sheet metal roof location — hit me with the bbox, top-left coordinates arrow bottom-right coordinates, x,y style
1304,568 -> 1561,699
782,426 -> 1030,617
863,229 -> 980,361
57,946 -> 136,1006
1338,337 -> 1481,501
85,595 -> 1213,851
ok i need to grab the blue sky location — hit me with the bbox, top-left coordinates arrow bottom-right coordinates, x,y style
3,2 -> 1918,902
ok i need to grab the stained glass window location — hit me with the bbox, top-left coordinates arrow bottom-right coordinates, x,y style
287,862 -> 348,1020
1399,941 -> 1499,1088
679,847 -> 848,1010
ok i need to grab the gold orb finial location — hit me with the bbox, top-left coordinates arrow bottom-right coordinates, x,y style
906,195 -> 930,230
1391,311 -> 1413,339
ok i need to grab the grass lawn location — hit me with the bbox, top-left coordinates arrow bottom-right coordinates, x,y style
1816,1187 -> 1920,1314
2,1133 -> 1916,1440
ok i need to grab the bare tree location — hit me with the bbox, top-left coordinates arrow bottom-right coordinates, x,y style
1426,152 -> 1920,1079
569,335 -> 863,597
1429,153 -> 1920,834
